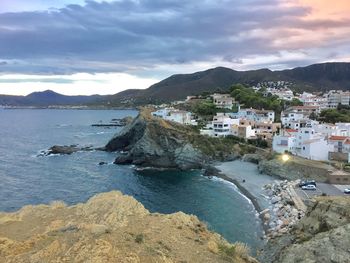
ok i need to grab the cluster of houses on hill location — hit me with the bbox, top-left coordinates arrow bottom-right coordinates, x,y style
273,108 -> 350,162
151,90 -> 350,163
199,108 -> 280,141
252,82 -> 350,109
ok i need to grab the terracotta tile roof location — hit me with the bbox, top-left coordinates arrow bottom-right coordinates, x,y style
291,106 -> 319,109
285,129 -> 298,133
328,135 -> 348,141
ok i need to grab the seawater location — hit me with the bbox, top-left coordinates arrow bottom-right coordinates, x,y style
0,109 -> 264,250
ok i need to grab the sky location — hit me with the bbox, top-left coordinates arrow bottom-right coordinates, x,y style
0,0 -> 350,95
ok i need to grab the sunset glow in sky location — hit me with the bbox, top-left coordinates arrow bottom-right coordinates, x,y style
0,0 -> 349,95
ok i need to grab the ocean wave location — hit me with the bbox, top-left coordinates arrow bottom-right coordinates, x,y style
202,175 -> 254,205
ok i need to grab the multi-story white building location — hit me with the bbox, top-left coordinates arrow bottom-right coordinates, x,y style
284,106 -> 321,117
299,92 -> 328,109
200,113 -> 240,137
212,94 -> 236,109
273,127 -> 332,161
281,112 -> 304,127
200,113 -> 257,139
293,127 -> 332,161
231,108 -> 275,123
326,90 -> 350,108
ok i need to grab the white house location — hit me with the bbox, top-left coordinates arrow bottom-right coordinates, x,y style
284,106 -> 320,117
328,136 -> 350,153
200,113 -> 258,139
211,113 -> 240,137
231,108 -> 275,123
272,129 -> 298,153
335,123 -> 350,136
151,108 -> 197,125
281,112 -> 304,126
212,94 -> 235,109
299,92 -> 328,109
293,127 -> 332,161
326,90 -> 350,108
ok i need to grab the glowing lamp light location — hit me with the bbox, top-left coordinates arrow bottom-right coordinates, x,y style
282,154 -> 290,162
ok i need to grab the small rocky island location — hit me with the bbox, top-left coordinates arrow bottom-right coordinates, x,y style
105,108 -> 243,170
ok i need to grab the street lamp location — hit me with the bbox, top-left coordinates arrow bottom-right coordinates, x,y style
282,153 -> 290,162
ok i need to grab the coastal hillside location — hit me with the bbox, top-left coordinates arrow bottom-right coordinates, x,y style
102,62 -> 350,105
262,196 -> 350,263
105,108 -> 252,169
2,63 -> 350,107
0,191 -> 258,263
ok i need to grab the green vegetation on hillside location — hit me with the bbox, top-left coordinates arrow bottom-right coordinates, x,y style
230,84 -> 302,120
318,105 -> 350,123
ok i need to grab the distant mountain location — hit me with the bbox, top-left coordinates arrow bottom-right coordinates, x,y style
2,62 -> 350,107
0,90 -> 102,107
103,62 -> 350,105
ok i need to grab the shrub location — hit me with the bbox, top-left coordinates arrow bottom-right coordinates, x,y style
135,234 -> 144,243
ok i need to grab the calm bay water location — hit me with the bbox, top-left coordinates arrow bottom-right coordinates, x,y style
0,109 -> 264,250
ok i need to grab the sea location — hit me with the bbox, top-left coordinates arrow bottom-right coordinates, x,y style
0,109 -> 264,251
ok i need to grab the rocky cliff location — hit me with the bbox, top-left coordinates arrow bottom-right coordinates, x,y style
257,155 -> 334,182
105,108 -> 241,170
261,196 -> 350,263
0,191 -> 258,263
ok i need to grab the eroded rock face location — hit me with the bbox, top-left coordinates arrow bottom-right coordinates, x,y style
39,145 -> 94,156
105,109 -> 205,170
0,191 -> 258,263
262,197 -> 350,263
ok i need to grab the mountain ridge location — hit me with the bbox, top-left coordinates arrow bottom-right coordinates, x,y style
1,62 -> 350,107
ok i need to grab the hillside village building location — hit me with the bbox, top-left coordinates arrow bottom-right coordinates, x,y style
272,129 -> 298,153
326,90 -> 350,108
299,92 -> 328,109
151,108 -> 197,125
212,94 -> 238,109
231,108 -> 275,122
284,106 -> 320,117
200,113 -> 241,137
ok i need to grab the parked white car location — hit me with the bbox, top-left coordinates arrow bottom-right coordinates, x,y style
301,185 -> 317,191
344,188 -> 350,194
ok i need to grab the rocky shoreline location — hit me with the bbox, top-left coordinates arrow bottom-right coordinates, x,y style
213,161 -> 306,238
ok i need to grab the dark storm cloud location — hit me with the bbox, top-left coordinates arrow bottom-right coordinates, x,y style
0,0 -> 348,74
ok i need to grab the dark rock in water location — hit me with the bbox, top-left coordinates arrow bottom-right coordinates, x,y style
98,161 -> 107,165
40,145 -> 93,156
203,165 -> 221,177
105,109 -> 206,170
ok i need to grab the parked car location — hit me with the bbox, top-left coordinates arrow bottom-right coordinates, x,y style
301,185 -> 317,190
344,188 -> 350,194
299,180 -> 316,188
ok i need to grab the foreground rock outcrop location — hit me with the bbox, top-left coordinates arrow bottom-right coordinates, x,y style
261,196 -> 350,263
0,191 -> 257,263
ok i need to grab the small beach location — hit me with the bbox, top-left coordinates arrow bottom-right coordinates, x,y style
215,160 -> 279,212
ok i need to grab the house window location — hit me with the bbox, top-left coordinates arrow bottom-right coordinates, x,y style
304,131 -> 309,134
302,146 -> 305,150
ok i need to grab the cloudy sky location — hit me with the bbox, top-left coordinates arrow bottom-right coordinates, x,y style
0,0 -> 349,95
